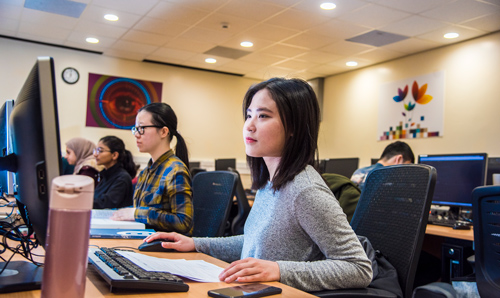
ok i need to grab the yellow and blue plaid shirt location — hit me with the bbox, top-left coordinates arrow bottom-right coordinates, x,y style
133,149 -> 193,235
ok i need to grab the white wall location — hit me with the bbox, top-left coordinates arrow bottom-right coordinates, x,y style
0,37 -> 259,170
319,31 -> 500,168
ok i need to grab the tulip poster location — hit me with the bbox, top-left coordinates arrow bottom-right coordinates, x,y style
378,71 -> 444,141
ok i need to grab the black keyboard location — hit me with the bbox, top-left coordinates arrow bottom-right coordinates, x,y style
428,217 -> 471,227
88,247 -> 189,292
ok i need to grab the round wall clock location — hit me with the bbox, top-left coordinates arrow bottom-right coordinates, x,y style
62,67 -> 80,84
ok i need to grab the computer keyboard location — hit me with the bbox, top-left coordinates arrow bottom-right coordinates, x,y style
428,217 -> 471,228
88,247 -> 189,292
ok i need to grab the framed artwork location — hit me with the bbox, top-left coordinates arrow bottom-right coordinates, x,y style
86,73 -> 162,129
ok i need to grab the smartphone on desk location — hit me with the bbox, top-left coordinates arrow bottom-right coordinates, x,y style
208,283 -> 282,298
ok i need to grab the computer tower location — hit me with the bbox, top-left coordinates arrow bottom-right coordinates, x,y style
441,243 -> 474,282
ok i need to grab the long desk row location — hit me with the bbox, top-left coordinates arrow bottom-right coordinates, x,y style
0,238 -> 315,298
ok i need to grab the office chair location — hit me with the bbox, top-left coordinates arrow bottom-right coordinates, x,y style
228,168 -> 251,235
191,171 -> 238,237
472,185 -> 500,297
313,164 -> 436,298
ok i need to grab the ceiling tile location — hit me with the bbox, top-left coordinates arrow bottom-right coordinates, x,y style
421,0 -> 500,24
337,3 -> 411,28
320,40 -> 374,56
89,0 -> 158,15
308,19 -> 372,40
354,48 -> 406,63
103,49 -> 146,61
180,27 -> 234,44
259,43 -> 308,58
74,20 -> 128,39
274,59 -> 317,71
110,40 -> 158,54
301,64 -> 345,76
0,17 -> 19,35
264,8 -> 332,31
294,0 -> 368,15
147,47 -> 197,61
194,12 -> 256,35
66,30 -> 117,48
133,17 -> 190,37
146,1 -> 211,26
0,1 -> 23,19
18,20 -> 71,41
294,51 -> 344,64
417,24 -> 487,44
461,12 -> 500,32
21,7 -> 78,29
368,0 -> 454,14
380,15 -> 448,37
79,4 -> 142,28
239,52 -> 288,65
164,37 -> 215,53
242,23 -> 300,42
281,33 -> 336,50
220,36 -> 273,52
121,30 -> 172,47
217,0 -> 285,22
161,0 -> 228,12
382,38 -> 441,54
216,59 -> 268,72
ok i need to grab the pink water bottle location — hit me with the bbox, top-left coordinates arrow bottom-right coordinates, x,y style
41,175 -> 94,298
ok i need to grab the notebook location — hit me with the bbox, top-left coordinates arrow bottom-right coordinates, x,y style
90,229 -> 155,239
91,209 -> 146,230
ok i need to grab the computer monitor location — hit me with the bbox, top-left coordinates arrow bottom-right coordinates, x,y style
371,158 -> 379,165
418,153 -> 487,209
0,57 -> 62,291
322,158 -> 359,178
486,157 -> 500,185
215,158 -> 236,171
0,99 -> 16,195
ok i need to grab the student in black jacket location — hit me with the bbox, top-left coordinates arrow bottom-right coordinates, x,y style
93,136 -> 137,209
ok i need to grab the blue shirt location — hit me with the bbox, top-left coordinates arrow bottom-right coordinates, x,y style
350,163 -> 384,192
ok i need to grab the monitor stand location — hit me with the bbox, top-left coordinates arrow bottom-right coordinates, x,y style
0,261 -> 42,293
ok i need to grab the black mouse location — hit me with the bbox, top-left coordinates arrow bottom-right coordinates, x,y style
138,240 -> 176,252
452,222 -> 471,230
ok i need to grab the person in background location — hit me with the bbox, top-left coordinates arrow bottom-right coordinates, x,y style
142,78 -> 373,292
350,141 -> 415,192
61,156 -> 74,175
65,137 -> 103,185
111,103 -> 193,235
93,136 -> 137,209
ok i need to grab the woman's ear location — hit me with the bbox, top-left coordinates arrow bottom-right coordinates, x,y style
160,126 -> 170,139
111,151 -> 119,161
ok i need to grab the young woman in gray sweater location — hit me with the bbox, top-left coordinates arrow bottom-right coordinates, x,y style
143,78 -> 373,292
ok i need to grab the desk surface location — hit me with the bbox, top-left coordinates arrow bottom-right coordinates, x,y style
425,224 -> 474,241
0,238 -> 314,298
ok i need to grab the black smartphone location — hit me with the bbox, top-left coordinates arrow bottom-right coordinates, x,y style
208,283 -> 282,298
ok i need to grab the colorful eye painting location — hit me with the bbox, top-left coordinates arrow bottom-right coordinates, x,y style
86,73 -> 162,129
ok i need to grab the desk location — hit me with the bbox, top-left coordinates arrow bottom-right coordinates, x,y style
0,238 -> 314,298
425,224 -> 474,241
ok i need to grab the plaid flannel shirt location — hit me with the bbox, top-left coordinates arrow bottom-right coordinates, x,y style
134,150 -> 193,235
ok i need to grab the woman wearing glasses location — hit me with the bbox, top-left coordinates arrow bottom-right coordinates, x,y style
93,136 -> 137,209
65,137 -> 104,186
111,103 -> 193,235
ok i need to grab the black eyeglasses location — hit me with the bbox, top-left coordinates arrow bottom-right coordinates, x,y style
93,147 -> 111,154
131,125 -> 163,135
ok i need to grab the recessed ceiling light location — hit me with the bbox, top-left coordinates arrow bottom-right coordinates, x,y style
320,2 -> 337,10
346,61 -> 358,67
86,37 -> 99,44
104,14 -> 119,21
444,32 -> 459,39
205,58 -> 217,64
240,41 -> 253,48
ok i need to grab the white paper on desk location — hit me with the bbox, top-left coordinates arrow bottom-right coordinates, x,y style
118,251 -> 224,282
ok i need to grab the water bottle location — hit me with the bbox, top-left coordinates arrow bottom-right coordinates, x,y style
41,175 -> 94,298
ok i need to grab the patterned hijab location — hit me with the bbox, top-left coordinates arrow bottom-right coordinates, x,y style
65,137 -> 97,174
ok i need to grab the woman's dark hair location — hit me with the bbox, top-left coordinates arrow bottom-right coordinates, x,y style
100,136 -> 137,178
138,103 -> 189,168
243,77 -> 320,191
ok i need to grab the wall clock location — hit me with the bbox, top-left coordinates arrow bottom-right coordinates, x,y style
62,67 -> 79,84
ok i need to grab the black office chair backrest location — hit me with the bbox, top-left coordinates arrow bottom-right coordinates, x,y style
350,164 -> 436,298
472,185 -> 500,297
228,168 -> 251,235
192,171 -> 238,237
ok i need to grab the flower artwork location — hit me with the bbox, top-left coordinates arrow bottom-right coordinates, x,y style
378,71 -> 444,140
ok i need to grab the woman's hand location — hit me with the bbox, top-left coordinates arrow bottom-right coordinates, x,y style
143,232 -> 196,252
111,207 -> 135,221
219,257 -> 280,283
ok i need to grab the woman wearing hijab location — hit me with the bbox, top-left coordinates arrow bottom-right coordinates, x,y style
65,137 -> 104,185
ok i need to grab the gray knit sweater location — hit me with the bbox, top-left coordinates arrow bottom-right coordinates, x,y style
194,165 -> 373,291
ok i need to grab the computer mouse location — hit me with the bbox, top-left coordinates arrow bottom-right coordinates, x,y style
452,222 -> 471,230
138,240 -> 176,252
